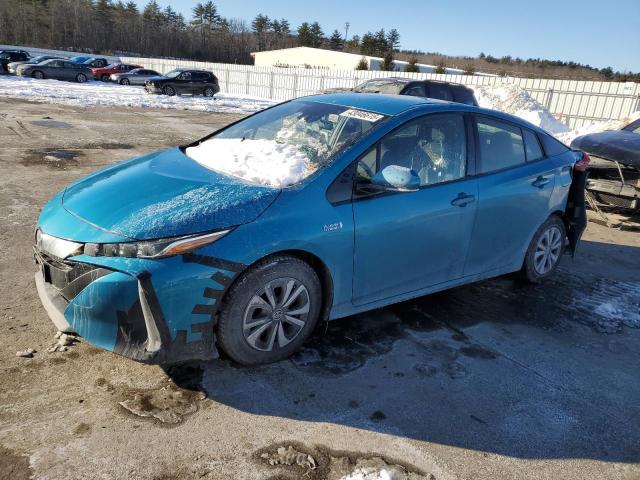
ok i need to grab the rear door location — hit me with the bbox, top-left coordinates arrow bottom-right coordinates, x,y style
463,115 -> 557,276
352,112 -> 478,306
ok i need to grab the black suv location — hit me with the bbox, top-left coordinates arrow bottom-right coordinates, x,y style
144,68 -> 220,97
0,50 -> 30,72
351,77 -> 478,106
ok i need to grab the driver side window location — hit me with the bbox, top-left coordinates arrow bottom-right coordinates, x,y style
356,114 -> 467,187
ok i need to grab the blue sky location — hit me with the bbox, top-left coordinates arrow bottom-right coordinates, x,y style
135,0 -> 640,72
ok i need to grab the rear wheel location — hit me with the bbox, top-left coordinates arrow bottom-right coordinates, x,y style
162,85 -> 176,96
100,74 -> 110,82
120,78 -> 130,85
75,73 -> 87,83
203,86 -> 215,97
217,255 -> 322,365
32,70 -> 44,79
521,216 -> 566,283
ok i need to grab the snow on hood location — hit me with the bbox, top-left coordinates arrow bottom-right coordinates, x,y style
472,83 -> 571,136
185,138 -> 317,188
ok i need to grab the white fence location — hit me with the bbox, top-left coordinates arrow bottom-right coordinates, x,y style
123,56 -> 640,130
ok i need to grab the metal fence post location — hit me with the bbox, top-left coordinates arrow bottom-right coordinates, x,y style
292,73 -> 298,99
545,89 -> 554,111
225,69 -> 230,92
269,71 -> 274,100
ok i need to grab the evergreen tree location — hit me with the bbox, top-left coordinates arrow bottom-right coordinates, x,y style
355,57 -> 368,70
329,29 -> 343,50
404,56 -> 419,72
386,28 -> 400,51
309,22 -> 324,47
297,22 -> 313,46
380,51 -> 395,71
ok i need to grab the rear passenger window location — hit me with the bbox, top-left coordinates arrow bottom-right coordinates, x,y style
427,83 -> 453,102
523,129 -> 544,161
451,86 -> 476,106
477,117 -> 526,173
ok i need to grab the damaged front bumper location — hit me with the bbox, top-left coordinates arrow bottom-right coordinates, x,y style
33,241 -> 245,364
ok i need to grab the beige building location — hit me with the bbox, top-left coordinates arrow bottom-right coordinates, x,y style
251,46 -> 469,74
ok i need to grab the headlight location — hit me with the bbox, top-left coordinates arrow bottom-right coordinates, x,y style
83,230 -> 231,259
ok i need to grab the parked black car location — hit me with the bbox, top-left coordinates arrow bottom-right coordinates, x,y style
571,118 -> 640,211
330,77 -> 478,106
7,55 -> 65,74
16,59 -> 94,83
144,68 -> 219,97
0,49 -> 30,72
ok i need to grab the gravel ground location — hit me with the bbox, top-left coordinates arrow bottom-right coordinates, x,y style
1,97 -> 639,480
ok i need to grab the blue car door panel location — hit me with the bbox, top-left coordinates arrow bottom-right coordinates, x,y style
463,116 -> 557,276
352,112 -> 477,306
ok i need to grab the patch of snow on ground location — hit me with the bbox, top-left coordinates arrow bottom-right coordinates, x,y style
472,83 -> 571,136
341,469 -> 398,480
555,110 -> 640,145
0,75 -> 274,114
185,138 -> 315,187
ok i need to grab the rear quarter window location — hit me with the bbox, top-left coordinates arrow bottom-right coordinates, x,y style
523,129 -> 544,161
539,132 -> 570,156
426,83 -> 453,102
451,86 -> 477,106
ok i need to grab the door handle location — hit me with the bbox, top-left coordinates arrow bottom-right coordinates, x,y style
451,192 -> 476,207
532,176 -> 550,188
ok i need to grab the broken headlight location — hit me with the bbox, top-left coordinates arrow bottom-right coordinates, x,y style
83,230 -> 231,259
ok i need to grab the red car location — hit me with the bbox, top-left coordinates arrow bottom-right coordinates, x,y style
91,63 -> 143,82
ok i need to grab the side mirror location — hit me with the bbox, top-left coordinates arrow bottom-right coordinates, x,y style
357,165 -> 420,193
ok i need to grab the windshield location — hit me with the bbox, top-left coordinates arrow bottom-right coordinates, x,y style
354,80 -> 406,94
185,100 -> 388,187
164,69 -> 183,78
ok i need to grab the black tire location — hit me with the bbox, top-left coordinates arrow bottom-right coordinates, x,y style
76,73 -> 87,83
32,70 -> 44,79
120,78 -> 130,85
163,85 -> 176,96
521,215 -> 566,283
217,255 -> 322,365
203,86 -> 215,97
100,74 -> 110,82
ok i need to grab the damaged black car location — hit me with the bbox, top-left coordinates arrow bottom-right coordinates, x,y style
571,118 -> 640,210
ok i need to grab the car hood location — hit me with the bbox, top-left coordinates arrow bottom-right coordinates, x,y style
61,147 -> 280,240
571,130 -> 640,168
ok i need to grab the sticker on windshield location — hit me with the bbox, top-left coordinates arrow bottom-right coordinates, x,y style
340,109 -> 384,123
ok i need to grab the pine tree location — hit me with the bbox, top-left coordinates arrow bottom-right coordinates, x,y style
380,51 -> 395,71
355,57 -> 368,70
434,60 -> 446,74
404,56 -> 419,72
309,22 -> 324,48
329,29 -> 343,50
463,63 -> 475,75
297,22 -> 312,47
386,29 -> 400,51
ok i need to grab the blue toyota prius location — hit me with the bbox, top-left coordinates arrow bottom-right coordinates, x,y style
34,93 -> 589,365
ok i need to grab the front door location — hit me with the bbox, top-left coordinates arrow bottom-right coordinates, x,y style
352,113 -> 478,306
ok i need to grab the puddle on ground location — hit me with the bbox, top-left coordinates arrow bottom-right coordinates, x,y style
21,149 -> 80,169
30,119 -> 71,129
256,442 -> 430,480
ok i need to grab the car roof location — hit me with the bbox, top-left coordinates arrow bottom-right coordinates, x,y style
301,92 -> 547,131
362,77 -> 472,89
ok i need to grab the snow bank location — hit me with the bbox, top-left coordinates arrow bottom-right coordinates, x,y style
472,83 -> 571,136
185,138 -> 316,187
555,110 -> 640,144
0,75 -> 274,114
341,469 -> 398,480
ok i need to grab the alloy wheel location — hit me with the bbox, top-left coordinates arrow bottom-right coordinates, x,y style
242,277 -> 310,352
76,74 -> 86,83
534,225 -> 562,275
121,78 -> 129,85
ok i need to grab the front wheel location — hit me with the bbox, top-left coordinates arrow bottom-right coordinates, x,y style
521,216 -> 566,283
217,255 -> 322,365
203,86 -> 215,97
32,70 -> 44,79
76,73 -> 87,83
162,85 -> 176,96
120,78 -> 130,85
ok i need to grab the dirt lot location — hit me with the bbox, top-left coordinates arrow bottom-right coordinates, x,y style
1,97 -> 639,480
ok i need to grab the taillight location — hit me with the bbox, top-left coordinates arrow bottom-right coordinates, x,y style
574,151 -> 590,171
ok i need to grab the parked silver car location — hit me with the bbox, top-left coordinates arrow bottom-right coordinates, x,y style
110,68 -> 161,85
16,59 -> 94,83
7,55 -> 65,74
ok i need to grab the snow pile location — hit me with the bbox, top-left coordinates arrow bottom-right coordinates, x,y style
185,138 -> 315,187
472,83 -> 571,136
0,75 -> 274,114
